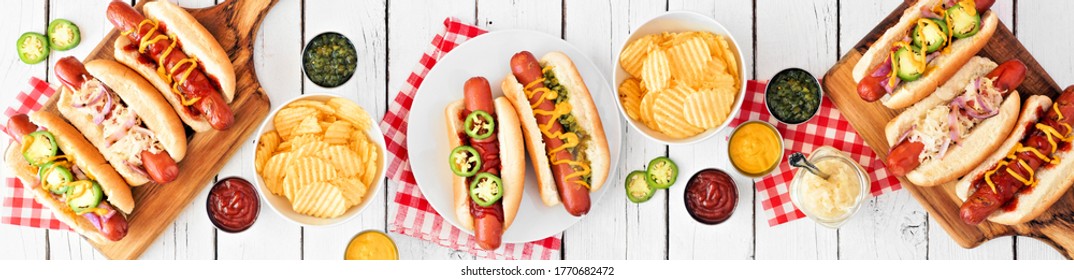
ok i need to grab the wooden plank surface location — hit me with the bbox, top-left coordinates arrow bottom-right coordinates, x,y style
2,0 -> 1072,260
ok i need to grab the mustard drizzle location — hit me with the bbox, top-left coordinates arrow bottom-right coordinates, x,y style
522,66 -> 592,189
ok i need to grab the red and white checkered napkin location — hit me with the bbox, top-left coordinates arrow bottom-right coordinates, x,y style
380,18 -> 560,260
729,80 -> 903,226
0,77 -> 71,231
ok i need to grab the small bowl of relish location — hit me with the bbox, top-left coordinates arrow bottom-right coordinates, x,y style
303,32 -> 358,88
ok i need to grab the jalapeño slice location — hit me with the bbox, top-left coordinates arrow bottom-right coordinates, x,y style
47,19 -> 81,51
947,2 -> 981,39
893,46 -> 925,81
645,157 -> 678,189
625,170 -> 655,203
22,131 -> 58,166
16,32 -> 48,64
469,172 -> 503,207
464,110 -> 495,140
449,146 -> 482,177
911,18 -> 948,53
67,181 -> 103,213
39,163 -> 74,195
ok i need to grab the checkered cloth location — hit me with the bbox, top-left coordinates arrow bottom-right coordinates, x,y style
730,80 -> 902,226
0,77 -> 71,231
381,18 -> 560,260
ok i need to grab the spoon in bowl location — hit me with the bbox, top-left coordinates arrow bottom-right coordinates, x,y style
789,152 -> 830,180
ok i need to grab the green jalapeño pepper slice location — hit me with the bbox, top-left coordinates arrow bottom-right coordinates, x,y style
469,172 -> 503,207
22,131 -> 58,167
464,110 -> 495,140
47,19 -> 81,51
16,32 -> 49,64
39,163 -> 73,195
645,157 -> 678,189
449,146 -> 482,177
947,2 -> 981,39
67,181 -> 103,213
625,170 -> 655,203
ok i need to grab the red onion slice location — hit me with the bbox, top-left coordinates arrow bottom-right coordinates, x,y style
92,92 -> 114,125
937,136 -> 952,159
98,202 -> 117,220
948,104 -> 962,143
105,129 -> 125,148
871,57 -> 893,78
71,165 -> 86,181
127,161 -> 149,178
131,126 -> 155,138
83,212 -> 103,231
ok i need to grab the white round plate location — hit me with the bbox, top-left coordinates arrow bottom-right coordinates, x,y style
407,30 -> 622,244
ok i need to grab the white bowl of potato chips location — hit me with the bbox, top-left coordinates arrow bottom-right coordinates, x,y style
615,11 -> 747,145
253,94 -> 385,227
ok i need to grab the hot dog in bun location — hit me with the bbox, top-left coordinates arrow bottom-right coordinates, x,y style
502,51 -> 610,216
885,57 -> 1026,186
854,0 -> 999,109
55,57 -> 186,186
107,0 -> 235,131
5,112 -> 133,243
955,86 -> 1074,225
445,77 -> 525,250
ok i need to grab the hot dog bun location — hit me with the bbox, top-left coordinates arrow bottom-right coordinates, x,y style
5,144 -> 118,244
57,60 -> 187,186
444,97 -> 525,231
501,52 -> 611,207
4,112 -> 133,244
112,0 -> 235,132
954,95 -> 1059,225
884,56 -> 1019,187
143,0 -> 234,102
852,0 -> 998,109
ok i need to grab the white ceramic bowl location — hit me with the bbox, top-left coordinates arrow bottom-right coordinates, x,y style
251,94 -> 387,227
613,11 -> 748,145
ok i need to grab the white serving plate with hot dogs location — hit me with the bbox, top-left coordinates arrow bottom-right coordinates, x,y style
407,30 -> 622,244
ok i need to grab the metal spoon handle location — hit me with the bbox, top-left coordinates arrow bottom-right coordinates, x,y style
790,152 -> 831,180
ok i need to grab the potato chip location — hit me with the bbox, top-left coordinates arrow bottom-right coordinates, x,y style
683,88 -> 731,129
324,121 -> 355,145
639,87 -> 662,129
292,116 -> 323,136
255,131 -> 281,173
713,35 -> 739,83
332,177 -> 367,207
292,136 -> 329,157
316,146 -> 363,177
284,156 -> 338,199
350,129 -> 370,155
641,49 -> 672,92
618,78 -> 644,121
277,140 -> 293,152
327,98 -> 372,132
361,146 -> 379,187
652,84 -> 705,138
292,181 -> 348,218
287,100 -> 336,115
619,34 -> 659,78
666,36 -> 712,86
262,151 -> 296,195
274,107 -> 318,140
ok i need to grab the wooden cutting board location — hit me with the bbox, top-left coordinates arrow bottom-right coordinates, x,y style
34,0 -> 278,259
823,2 -> 1074,259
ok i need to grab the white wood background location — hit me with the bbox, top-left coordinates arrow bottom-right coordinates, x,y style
0,0 -> 1069,260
